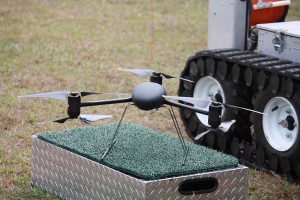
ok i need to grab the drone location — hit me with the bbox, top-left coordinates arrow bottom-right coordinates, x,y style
19,68 -> 264,166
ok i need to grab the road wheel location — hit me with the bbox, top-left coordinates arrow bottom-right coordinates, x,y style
253,87 -> 300,178
179,56 -> 252,153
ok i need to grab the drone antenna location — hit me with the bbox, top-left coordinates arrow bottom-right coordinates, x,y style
149,0 -> 154,64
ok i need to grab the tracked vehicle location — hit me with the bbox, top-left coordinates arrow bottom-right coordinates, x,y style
178,0 -> 300,180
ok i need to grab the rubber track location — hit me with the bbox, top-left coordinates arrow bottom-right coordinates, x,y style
179,48 -> 300,182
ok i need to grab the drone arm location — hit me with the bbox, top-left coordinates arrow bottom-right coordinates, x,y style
80,97 -> 133,107
164,100 -> 209,115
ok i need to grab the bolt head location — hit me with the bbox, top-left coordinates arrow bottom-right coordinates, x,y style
286,132 -> 292,139
285,108 -> 292,114
208,92 -> 214,97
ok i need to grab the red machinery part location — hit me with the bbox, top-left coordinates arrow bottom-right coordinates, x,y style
250,0 -> 288,26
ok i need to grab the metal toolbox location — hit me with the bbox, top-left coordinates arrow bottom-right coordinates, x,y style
31,136 -> 248,200
257,21 -> 300,63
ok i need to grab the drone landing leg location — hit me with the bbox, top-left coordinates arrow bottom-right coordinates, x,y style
100,103 -> 133,161
162,106 -> 189,166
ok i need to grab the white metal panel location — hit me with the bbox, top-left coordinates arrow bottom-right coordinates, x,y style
208,0 -> 247,50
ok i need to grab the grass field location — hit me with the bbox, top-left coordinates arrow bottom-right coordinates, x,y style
1,0 -> 300,199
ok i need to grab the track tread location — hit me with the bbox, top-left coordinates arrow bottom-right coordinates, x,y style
178,48 -> 300,181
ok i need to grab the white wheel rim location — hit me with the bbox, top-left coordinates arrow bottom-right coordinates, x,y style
193,76 -> 225,126
263,97 -> 299,152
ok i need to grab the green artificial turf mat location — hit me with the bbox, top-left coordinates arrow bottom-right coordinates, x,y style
37,123 -> 238,180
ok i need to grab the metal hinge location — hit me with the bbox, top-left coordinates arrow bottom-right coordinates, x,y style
272,30 -> 285,54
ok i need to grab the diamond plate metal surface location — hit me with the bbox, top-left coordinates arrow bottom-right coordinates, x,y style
31,136 -> 248,200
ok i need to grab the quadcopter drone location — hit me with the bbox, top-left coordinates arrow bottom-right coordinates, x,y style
19,68 -> 264,166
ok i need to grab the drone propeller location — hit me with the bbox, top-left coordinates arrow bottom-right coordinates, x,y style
36,117 -> 70,125
218,120 -> 236,133
163,95 -> 265,115
164,95 -> 211,109
36,114 -> 112,125
78,114 -> 113,124
194,130 -> 210,141
118,68 -> 194,83
18,91 -> 127,101
194,120 -> 236,141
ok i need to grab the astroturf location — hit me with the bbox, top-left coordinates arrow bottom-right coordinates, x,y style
37,123 -> 238,180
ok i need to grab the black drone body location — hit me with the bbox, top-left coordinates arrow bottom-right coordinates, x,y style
19,68 -> 263,165
132,82 -> 166,111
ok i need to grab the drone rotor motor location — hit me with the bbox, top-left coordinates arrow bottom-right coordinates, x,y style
67,93 -> 81,119
208,103 -> 222,129
150,73 -> 163,85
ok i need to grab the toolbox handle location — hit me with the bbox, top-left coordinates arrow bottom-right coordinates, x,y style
253,0 -> 291,10
178,177 -> 218,195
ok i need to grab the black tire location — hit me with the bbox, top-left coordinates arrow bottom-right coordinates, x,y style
253,84 -> 300,178
179,55 -> 252,154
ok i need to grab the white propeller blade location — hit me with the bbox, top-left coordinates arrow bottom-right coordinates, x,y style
194,120 -> 236,140
163,95 -> 211,108
179,78 -> 194,83
194,130 -> 210,141
118,68 -> 155,78
79,114 -> 112,124
36,121 -> 54,125
18,91 -> 69,101
219,120 -> 236,133
36,114 -> 112,125
119,68 -> 193,83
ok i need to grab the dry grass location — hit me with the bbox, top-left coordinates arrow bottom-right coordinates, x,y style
0,0 -> 300,199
